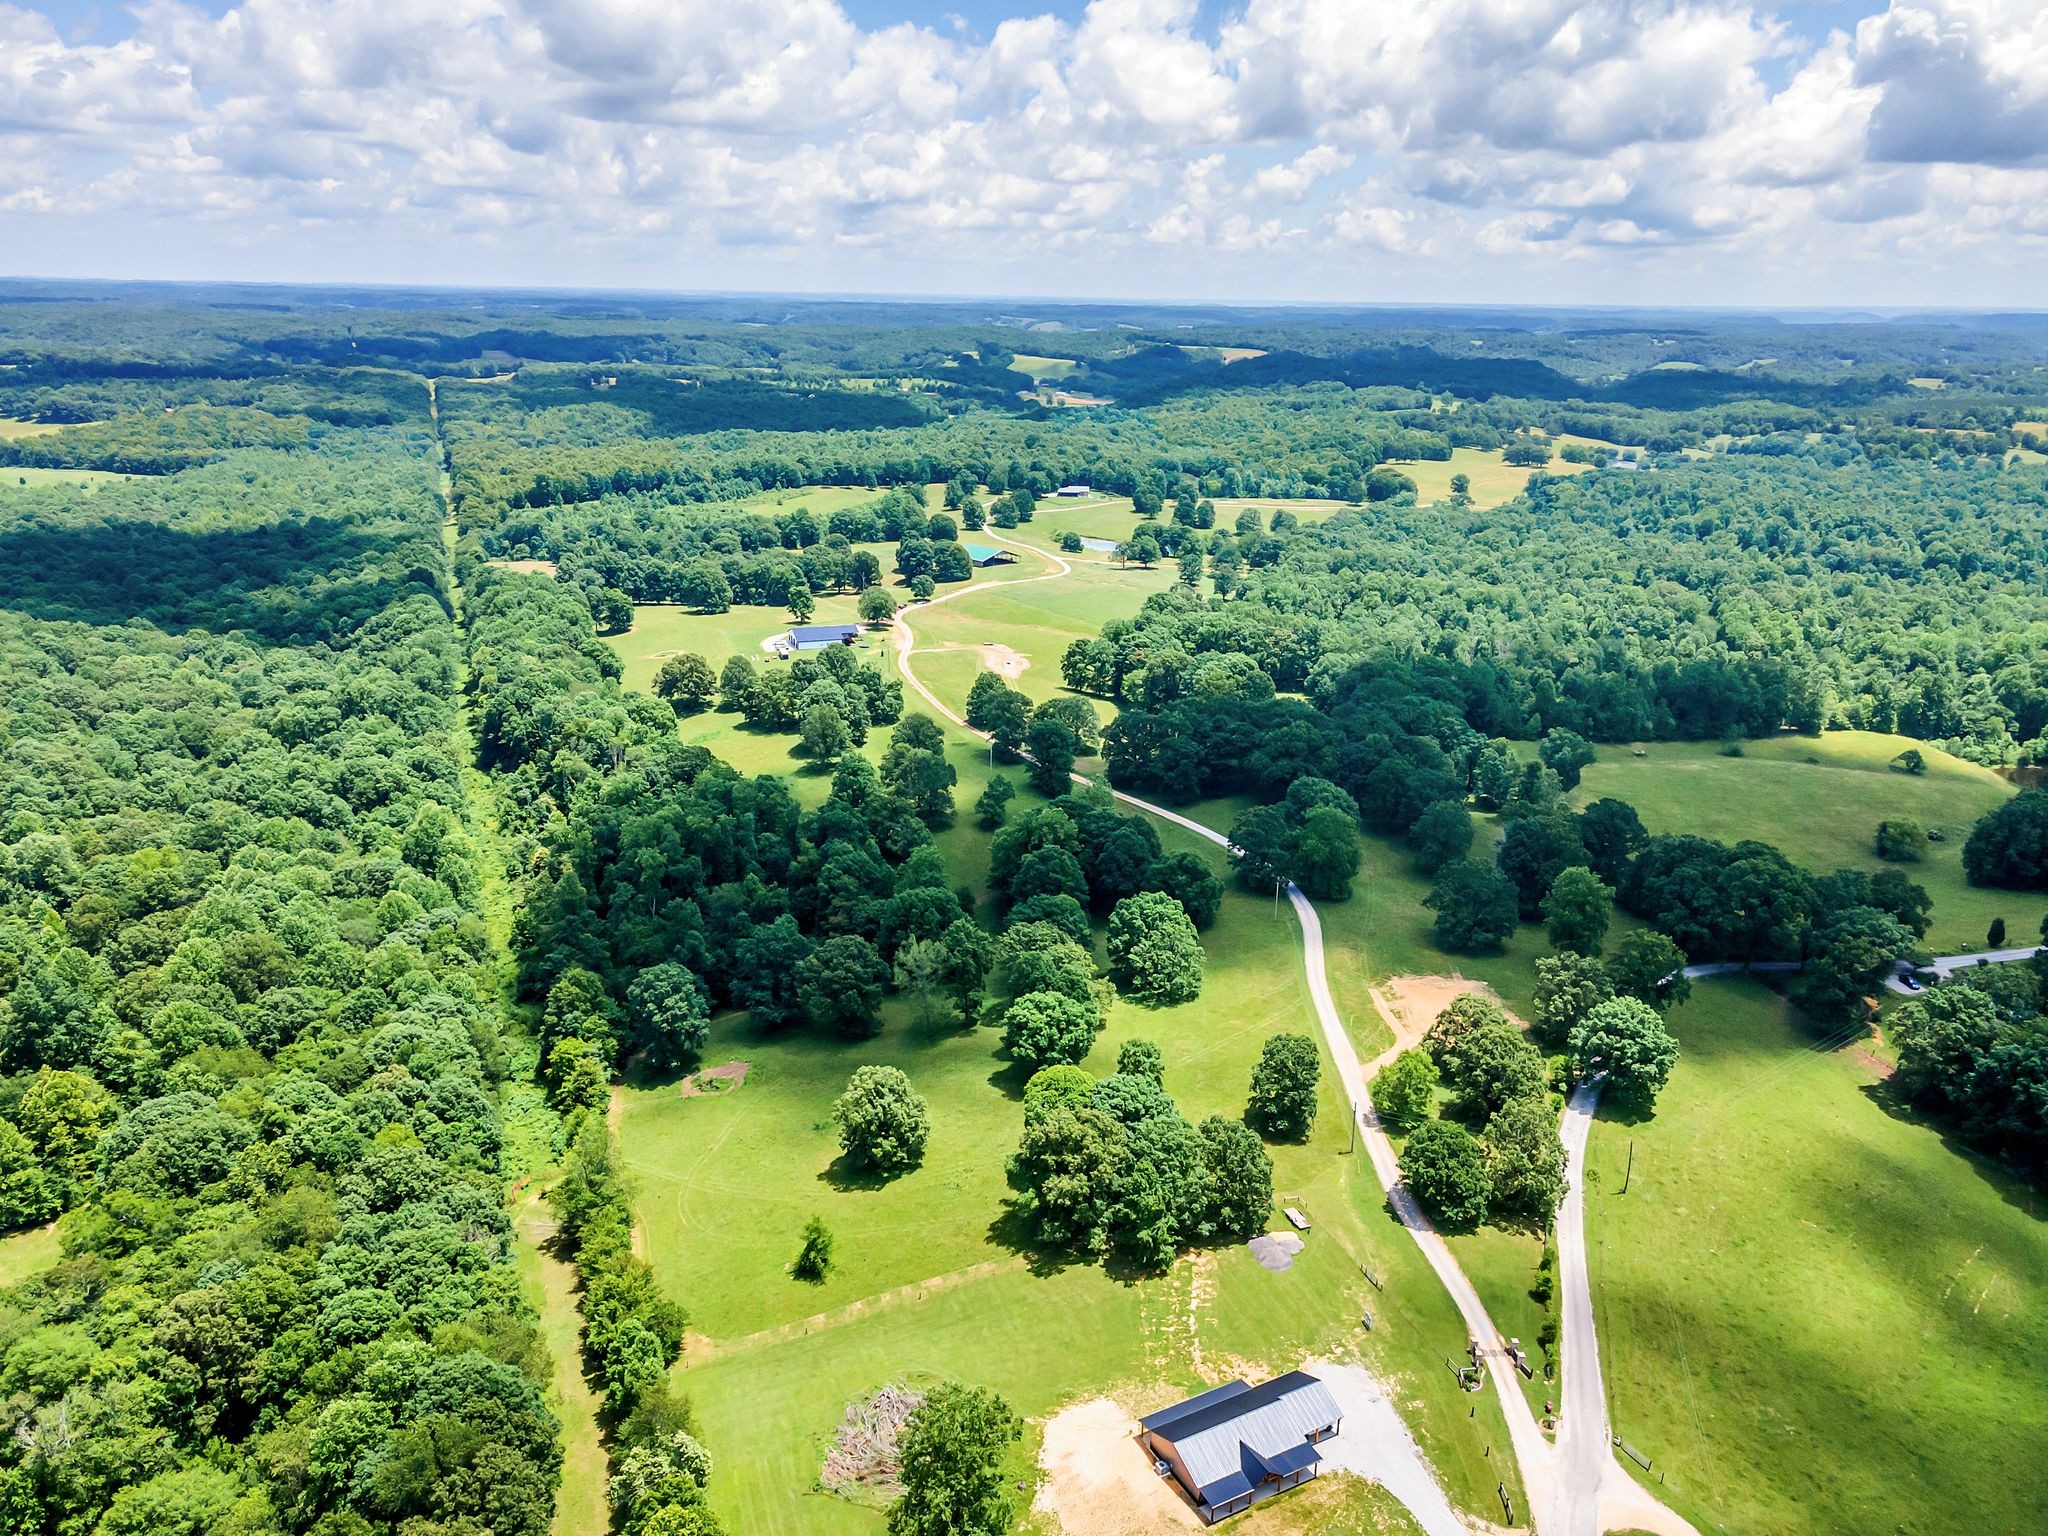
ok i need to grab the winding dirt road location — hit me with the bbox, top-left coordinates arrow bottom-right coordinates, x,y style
891,529 -> 1694,1536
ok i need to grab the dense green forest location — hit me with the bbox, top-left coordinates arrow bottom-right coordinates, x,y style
1079,456 -> 2048,764
0,431 -> 568,1532
1,284 -> 2046,1533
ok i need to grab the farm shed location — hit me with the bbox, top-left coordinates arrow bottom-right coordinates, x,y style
960,543 -> 1017,567
1055,483 -> 1092,496
1138,1372 -> 1342,1523
786,624 -> 859,652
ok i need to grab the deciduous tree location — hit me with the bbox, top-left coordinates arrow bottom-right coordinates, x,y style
1246,1033 -> 1320,1141
832,1065 -> 931,1173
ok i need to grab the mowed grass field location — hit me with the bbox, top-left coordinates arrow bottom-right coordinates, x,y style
1006,354 -> 1082,381
0,418 -> 65,441
1585,980 -> 2048,1536
617,781 -> 1525,1535
0,466 -> 134,491
1382,445 -> 1592,509
905,544 -> 1175,712
1574,731 -> 2043,954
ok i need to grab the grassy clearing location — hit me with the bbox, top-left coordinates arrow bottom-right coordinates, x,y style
1573,731 -> 2042,953
0,1223 -> 60,1290
0,466 -> 136,491
1382,447 -> 1591,510
905,557 -> 1176,711
1585,979 -> 2048,1536
736,485 -> 905,520
1024,496 -> 1348,546
513,1193 -> 611,1536
0,418 -> 64,441
604,527 -> 2046,1536
622,844 -> 1517,1534
1007,355 -> 1082,382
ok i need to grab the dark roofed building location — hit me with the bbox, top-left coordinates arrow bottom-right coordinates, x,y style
1139,1372 -> 1341,1523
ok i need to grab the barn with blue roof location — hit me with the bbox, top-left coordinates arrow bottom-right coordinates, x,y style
1138,1371 -> 1342,1522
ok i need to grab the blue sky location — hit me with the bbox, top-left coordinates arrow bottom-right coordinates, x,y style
2,1 -> 2045,306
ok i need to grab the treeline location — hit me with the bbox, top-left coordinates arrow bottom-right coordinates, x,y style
492,485 -> 945,606
1097,667 -> 1929,1020
0,404 -> 315,473
0,368 -> 428,429
447,367 -> 937,439
455,563 -> 728,1535
443,385 -> 1453,525
1070,453 -> 2048,764
0,443 -> 566,1533
1893,954 -> 2048,1183
0,438 -> 451,642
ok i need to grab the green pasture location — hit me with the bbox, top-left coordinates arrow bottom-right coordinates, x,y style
623,834 -> 1521,1533
0,418 -> 64,442
736,485 -> 912,520
603,516 -> 2048,1536
0,466 -> 135,491
1383,446 -> 1591,510
1006,354 -> 1082,382
1585,979 -> 2048,1536
903,551 -> 1175,710
600,666 -> 1523,1533
1574,731 -> 2042,953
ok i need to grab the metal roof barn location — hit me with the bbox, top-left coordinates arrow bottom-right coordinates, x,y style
786,624 -> 859,651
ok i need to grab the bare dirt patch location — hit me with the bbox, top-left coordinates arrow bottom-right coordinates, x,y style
677,1061 -> 751,1098
1035,1398 -> 1202,1536
486,557 -> 558,578
1365,974 -> 1522,1074
980,642 -> 1029,681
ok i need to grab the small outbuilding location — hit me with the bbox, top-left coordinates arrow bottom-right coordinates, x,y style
1139,1372 -> 1342,1523
961,543 -> 1017,568
787,624 -> 859,652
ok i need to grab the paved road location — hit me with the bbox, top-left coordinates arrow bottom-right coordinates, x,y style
1682,951 -> 2042,998
1551,1083 -> 1698,1536
1883,945 -> 2043,993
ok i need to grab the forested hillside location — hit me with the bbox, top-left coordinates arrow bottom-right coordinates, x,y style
0,429 -> 568,1532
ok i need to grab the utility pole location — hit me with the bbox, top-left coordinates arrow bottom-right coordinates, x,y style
1621,1140 -> 1634,1195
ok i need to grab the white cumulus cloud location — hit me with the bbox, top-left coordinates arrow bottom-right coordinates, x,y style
0,0 -> 2043,302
